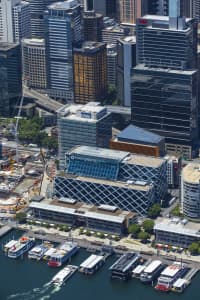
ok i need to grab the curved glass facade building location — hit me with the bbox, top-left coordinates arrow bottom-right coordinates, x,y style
181,163 -> 200,219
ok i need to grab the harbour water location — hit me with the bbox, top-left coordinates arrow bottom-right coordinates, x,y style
0,230 -> 199,300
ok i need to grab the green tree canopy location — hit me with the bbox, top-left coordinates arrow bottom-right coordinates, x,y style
138,231 -> 149,241
128,224 -> 141,237
147,204 -> 161,219
188,242 -> 199,255
142,219 -> 155,234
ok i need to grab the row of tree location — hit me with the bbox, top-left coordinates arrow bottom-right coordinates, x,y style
128,219 -> 155,241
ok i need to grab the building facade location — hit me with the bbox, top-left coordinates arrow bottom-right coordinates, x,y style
131,66 -> 199,159
154,217 -> 200,248
0,0 -> 31,43
73,42 -> 107,104
44,0 -> 82,101
181,163 -> 200,219
0,43 -> 22,116
106,44 -> 117,87
57,104 -> 112,169
83,10 -> 103,42
119,0 -> 141,25
54,145 -> 167,215
117,36 -> 136,107
29,199 -> 137,235
22,38 -> 46,90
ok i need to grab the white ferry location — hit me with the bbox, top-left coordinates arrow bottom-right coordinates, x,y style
28,242 -> 52,260
7,236 -> 35,259
51,265 -> 78,286
155,262 -> 187,292
132,265 -> 146,278
4,240 -> 18,253
140,260 -> 164,284
48,242 -> 79,267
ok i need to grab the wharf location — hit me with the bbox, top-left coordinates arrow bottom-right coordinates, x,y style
0,225 -> 12,238
184,268 -> 199,282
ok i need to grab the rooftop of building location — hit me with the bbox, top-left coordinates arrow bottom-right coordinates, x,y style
118,36 -> 136,44
140,15 -> 192,31
154,217 -> 200,238
124,154 -> 165,168
57,173 -> 153,192
48,0 -> 78,10
30,198 -> 137,223
68,145 -> 129,162
74,41 -> 106,54
68,145 -> 165,168
83,10 -> 103,18
135,64 -> 197,75
116,124 -> 164,145
57,102 -> 110,122
102,25 -> 125,33
22,38 -> 45,46
182,163 -> 200,184
0,43 -> 19,51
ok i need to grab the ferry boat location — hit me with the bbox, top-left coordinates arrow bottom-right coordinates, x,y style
172,278 -> 189,293
48,242 -> 78,267
7,236 -> 35,259
28,242 -> 52,260
155,262 -> 187,292
140,260 -> 164,284
132,265 -> 146,278
4,240 -> 18,253
51,265 -> 78,286
79,254 -> 104,275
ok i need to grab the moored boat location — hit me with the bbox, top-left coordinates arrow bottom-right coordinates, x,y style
48,242 -> 78,267
7,236 -> 35,259
51,265 -> 78,286
155,262 -> 187,292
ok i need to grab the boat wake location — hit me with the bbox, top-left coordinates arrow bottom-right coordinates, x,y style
7,281 -> 61,300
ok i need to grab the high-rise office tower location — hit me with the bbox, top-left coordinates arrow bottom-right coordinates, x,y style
117,36 -> 136,107
57,103 -> 112,169
192,0 -> 200,22
119,0 -> 141,25
27,0 -> 65,38
44,0 -> 82,101
0,43 -> 22,116
22,38 -> 46,90
147,0 -> 192,17
84,0 -> 118,18
106,44 -> 117,87
73,42 -> 107,104
0,0 -> 31,43
131,2 -> 199,159
83,10 -> 103,42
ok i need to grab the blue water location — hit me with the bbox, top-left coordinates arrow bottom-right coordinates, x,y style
0,230 -> 199,300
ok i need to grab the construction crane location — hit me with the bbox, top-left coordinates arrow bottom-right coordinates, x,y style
15,94 -> 24,165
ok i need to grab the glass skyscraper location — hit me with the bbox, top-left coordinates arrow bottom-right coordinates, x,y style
44,0 -> 82,101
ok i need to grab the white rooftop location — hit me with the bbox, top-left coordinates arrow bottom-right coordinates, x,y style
173,278 -> 187,288
143,260 -> 162,274
80,254 -> 104,269
69,145 -> 129,162
49,0 -> 78,10
161,262 -> 182,278
132,265 -> 146,275
154,218 -> 200,238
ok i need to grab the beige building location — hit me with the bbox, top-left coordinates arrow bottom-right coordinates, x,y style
22,38 -> 46,90
119,0 -> 142,25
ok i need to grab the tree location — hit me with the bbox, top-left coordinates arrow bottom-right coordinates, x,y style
147,204 -> 161,219
142,219 -> 155,234
171,205 -> 183,217
128,224 -> 141,237
138,231 -> 149,241
15,212 -> 27,223
188,242 -> 199,255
